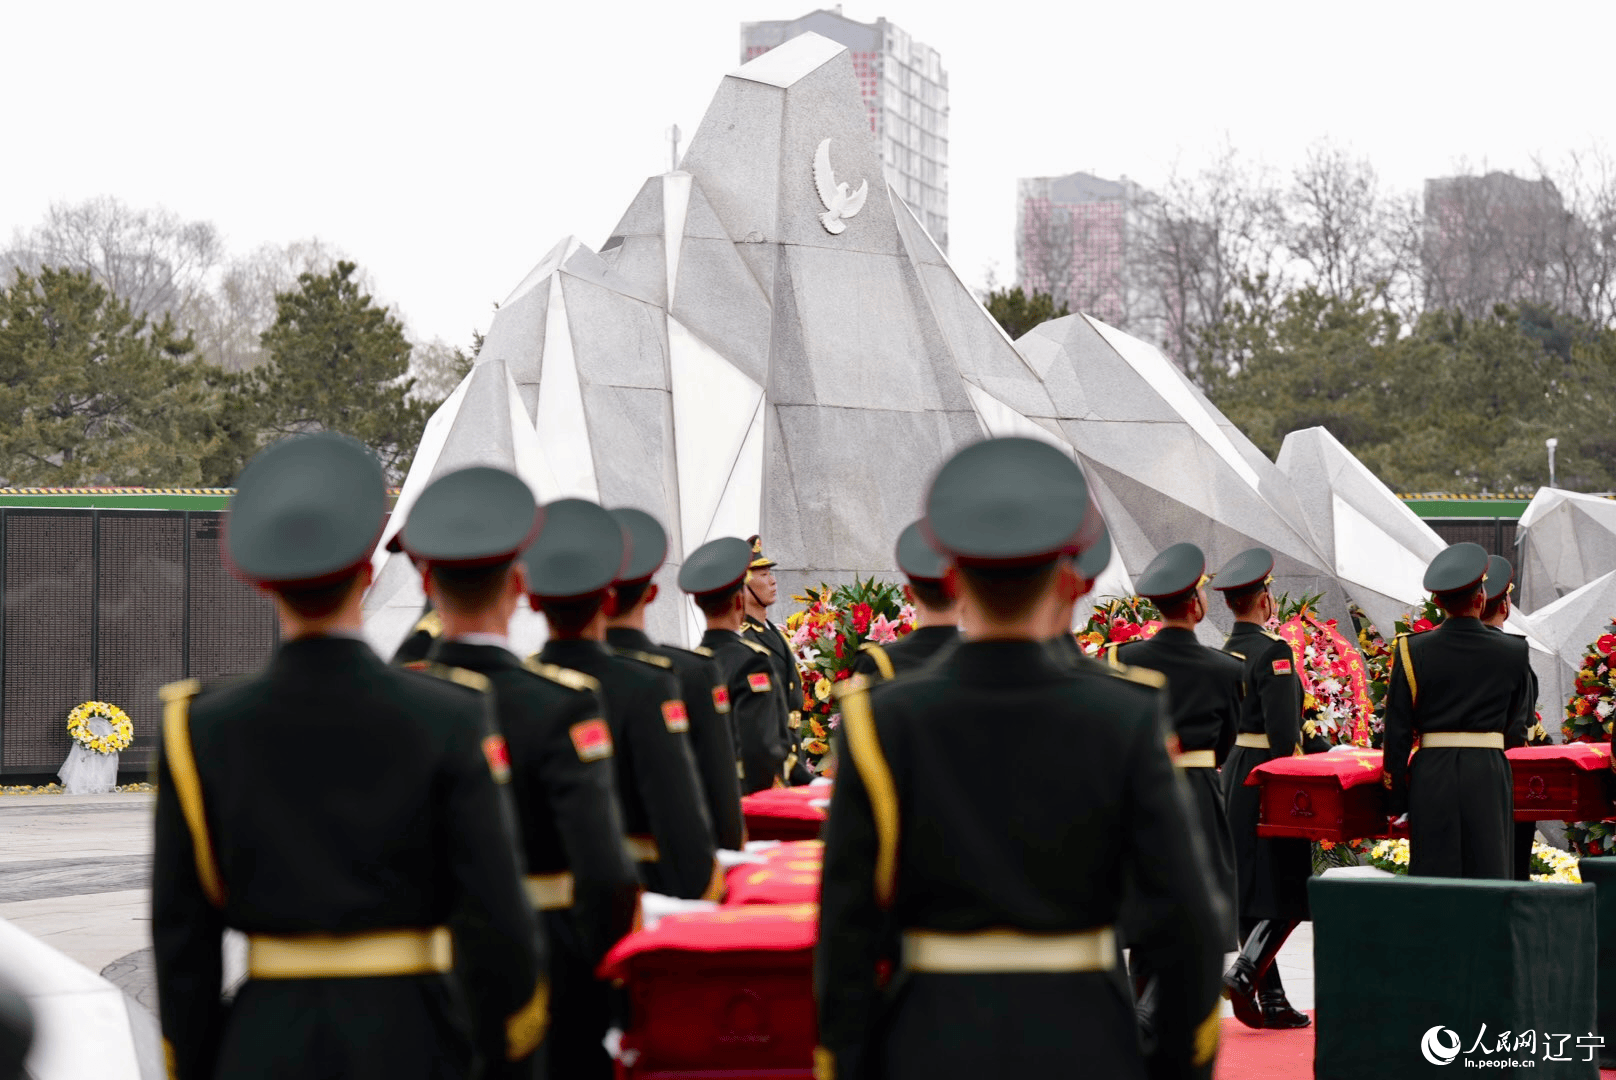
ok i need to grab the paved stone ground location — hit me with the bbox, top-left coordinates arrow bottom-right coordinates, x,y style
0,793 -> 157,1008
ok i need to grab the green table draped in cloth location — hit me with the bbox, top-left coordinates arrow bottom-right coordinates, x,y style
1576,856 -> 1616,1068
1311,873 -> 1597,1079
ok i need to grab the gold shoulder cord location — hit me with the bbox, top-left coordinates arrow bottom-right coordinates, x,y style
1397,635 -> 1419,707
860,643 -> 895,681
837,680 -> 899,908
1193,1001 -> 1221,1065
159,680 -> 225,908
505,980 -> 550,1061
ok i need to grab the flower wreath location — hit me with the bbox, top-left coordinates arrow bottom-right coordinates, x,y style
67,701 -> 134,755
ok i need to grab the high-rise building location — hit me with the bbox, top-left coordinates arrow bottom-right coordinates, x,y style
1016,171 -> 1143,327
741,8 -> 949,251
1422,171 -> 1572,317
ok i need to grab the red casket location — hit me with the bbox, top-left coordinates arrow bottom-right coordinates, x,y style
742,785 -> 831,842
599,904 -> 819,1079
1247,748 -> 1394,843
725,841 -> 823,906
1508,743 -> 1615,821
1246,744 -> 1616,841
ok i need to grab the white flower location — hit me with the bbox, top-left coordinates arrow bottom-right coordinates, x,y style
1598,699 -> 1615,720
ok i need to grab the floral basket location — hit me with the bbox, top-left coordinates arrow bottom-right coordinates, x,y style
1074,596 -> 1161,656
786,578 -> 915,774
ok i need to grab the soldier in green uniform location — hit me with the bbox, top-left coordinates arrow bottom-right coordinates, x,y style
1107,544 -> 1243,1041
1478,555 -> 1546,880
742,536 -> 810,784
524,500 -> 722,902
605,509 -> 746,851
682,539 -> 792,794
852,521 -> 960,683
1383,543 -> 1534,879
152,434 -> 547,1080
1213,548 -> 1311,1030
398,467 -> 641,1080
390,600 -> 442,665
816,437 -> 1224,1080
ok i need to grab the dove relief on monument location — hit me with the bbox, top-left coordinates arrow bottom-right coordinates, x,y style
813,138 -> 866,234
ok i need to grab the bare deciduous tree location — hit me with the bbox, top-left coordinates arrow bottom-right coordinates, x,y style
4,197 -> 222,326
1129,147 -> 1287,386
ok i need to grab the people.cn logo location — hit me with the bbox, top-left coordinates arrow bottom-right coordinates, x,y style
1422,1026 -> 1462,1065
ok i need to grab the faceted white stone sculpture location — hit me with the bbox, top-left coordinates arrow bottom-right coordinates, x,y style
1516,488 -> 1616,614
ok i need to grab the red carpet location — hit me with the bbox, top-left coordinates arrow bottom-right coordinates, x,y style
1215,1013 -> 1316,1078
1213,1014 -> 1616,1078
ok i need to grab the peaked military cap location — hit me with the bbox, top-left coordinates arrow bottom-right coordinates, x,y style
1135,542 -> 1206,602
747,534 -> 776,570
1424,542 -> 1489,595
401,467 -> 539,568
521,499 -> 627,600
1211,548 -> 1274,594
895,521 -> 947,583
1483,554 -> 1515,603
226,432 -> 385,588
922,437 -> 1103,567
611,508 -> 668,585
1076,522 -> 1112,580
680,537 -> 753,598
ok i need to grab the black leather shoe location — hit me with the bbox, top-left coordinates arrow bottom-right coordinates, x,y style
1259,991 -> 1311,1029
1222,957 -> 1263,1029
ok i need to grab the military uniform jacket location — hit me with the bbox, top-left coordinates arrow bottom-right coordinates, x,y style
702,628 -> 791,795
535,639 -> 719,901
851,625 -> 960,682
744,615 -> 810,784
607,627 -> 747,851
1221,621 -> 1310,921
816,640 -> 1224,1080
390,608 -> 441,666
1382,618 -> 1533,816
152,637 -> 545,1080
1113,628 -> 1243,948
423,640 -> 640,965
1113,629 -> 1242,762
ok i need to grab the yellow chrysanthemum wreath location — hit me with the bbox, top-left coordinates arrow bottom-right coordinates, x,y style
67,701 -> 134,755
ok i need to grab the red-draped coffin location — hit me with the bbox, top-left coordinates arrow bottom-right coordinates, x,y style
725,841 -> 824,906
742,785 -> 831,842
1508,743 -> 1614,821
599,904 -> 819,1079
1247,748 -> 1394,842
1246,744 -> 1616,841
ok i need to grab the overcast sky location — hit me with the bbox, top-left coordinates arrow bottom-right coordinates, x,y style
5,0 -> 1612,345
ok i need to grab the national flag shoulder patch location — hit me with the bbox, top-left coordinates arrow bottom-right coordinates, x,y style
570,718 -> 613,762
1272,659 -> 1293,676
747,672 -> 772,693
661,700 -> 689,733
712,685 -> 731,714
481,734 -> 511,784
